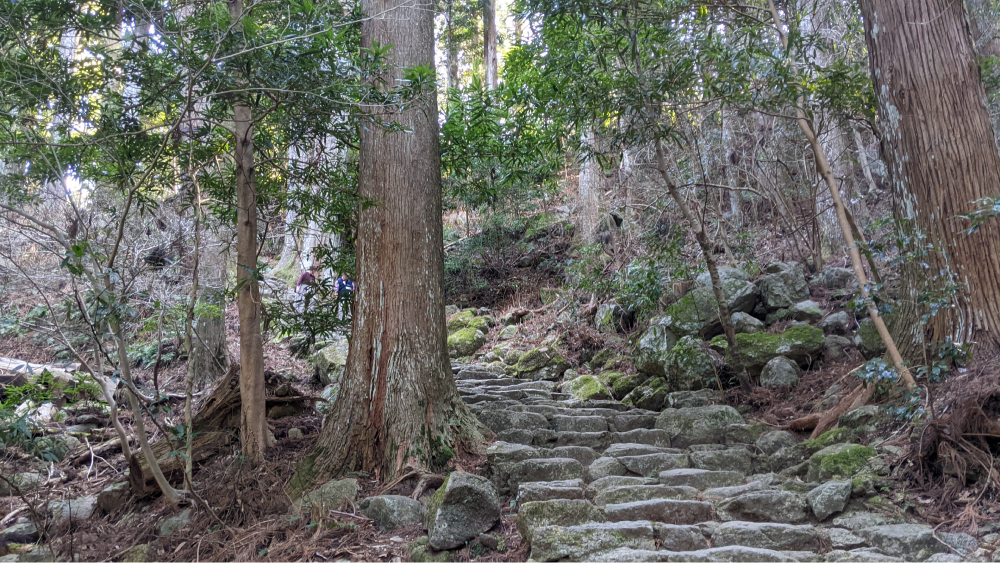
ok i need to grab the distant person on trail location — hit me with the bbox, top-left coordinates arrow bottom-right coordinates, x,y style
334,272 -> 354,320
294,264 -> 319,313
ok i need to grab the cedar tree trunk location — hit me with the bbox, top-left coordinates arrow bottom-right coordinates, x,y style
296,0 -> 483,486
860,0 -> 1000,355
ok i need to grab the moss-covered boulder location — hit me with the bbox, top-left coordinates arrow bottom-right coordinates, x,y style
515,347 -> 570,381
424,472 -> 501,550
565,375 -> 610,401
309,335 -> 349,385
758,266 -> 810,311
589,348 -> 616,371
657,278 -> 759,338
663,336 -> 725,392
447,308 -> 496,334
710,325 -> 824,375
623,378 -> 670,410
595,303 -> 626,334
633,318 -> 679,376
448,327 -> 487,357
806,443 -> 875,481
597,371 -> 648,400
853,318 -> 887,359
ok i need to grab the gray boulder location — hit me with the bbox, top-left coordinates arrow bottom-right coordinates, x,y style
789,300 -> 824,322
48,495 -> 98,525
158,508 -> 193,536
811,267 -> 854,290
310,334 -> 349,384
755,431 -> 797,456
0,472 -> 45,496
838,405 -> 881,429
824,335 -> 853,360
807,480 -> 851,520
760,356 -> 801,388
97,482 -> 131,513
819,311 -> 851,335
634,319 -> 679,376
358,495 -> 424,531
666,389 -> 723,408
656,278 -> 759,338
0,518 -> 38,543
293,478 -> 358,517
758,266 -> 810,310
424,472 -> 501,550
732,312 -> 765,334
655,405 -> 745,448
696,267 -> 750,287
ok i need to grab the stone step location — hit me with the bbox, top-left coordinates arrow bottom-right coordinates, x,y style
517,479 -> 586,504
516,499 -> 606,543
715,490 -> 809,524
593,484 -> 699,507
603,499 -> 714,524
604,443 -> 683,457
509,458 -> 585,493
529,521 -> 657,561
586,476 -> 659,500
689,448 -> 754,474
711,521 -> 828,552
659,468 -> 745,490
552,414 -> 609,433
589,546 -> 820,562
617,453 -> 690,477
555,429 -> 671,450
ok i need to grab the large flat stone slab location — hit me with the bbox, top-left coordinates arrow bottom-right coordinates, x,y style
603,499 -> 714,525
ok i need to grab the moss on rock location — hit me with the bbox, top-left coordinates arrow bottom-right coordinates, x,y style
711,325 -> 824,375
447,327 -> 487,357
566,375 -> 610,401
664,336 -> 724,392
807,443 -> 875,481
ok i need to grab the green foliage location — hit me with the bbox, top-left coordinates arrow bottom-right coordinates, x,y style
441,79 -> 563,214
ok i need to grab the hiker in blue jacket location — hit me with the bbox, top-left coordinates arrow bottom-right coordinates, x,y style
334,272 -> 355,320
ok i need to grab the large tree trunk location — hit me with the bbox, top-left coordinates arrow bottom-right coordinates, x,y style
231,0 -> 268,462
295,0 -> 483,488
860,0 -> 1000,355
483,0 -> 498,89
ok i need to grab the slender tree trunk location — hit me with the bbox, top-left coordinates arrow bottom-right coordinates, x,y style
230,0 -> 268,462
447,0 -> 459,91
578,129 -> 601,243
860,0 -> 1000,355
652,139 -> 752,392
483,0 -> 498,89
295,0 -> 483,488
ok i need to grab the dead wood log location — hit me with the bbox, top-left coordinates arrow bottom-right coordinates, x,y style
810,384 -> 874,439
128,431 -> 232,497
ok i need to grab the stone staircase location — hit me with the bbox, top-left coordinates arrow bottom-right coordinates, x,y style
453,363 -> 978,563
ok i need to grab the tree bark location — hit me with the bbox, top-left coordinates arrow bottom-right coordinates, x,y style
231,0 -> 268,462
447,0 -> 459,91
859,0 -> 1000,355
578,129 -> 601,244
295,0 -> 483,488
483,0 -> 498,89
